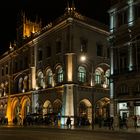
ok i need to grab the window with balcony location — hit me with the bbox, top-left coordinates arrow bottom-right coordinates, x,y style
95,71 -> 101,84
46,69 -> 53,87
18,78 -> 23,92
37,71 -> 45,89
78,66 -> 86,83
57,67 -> 63,83
95,67 -> 103,84
105,69 -> 110,86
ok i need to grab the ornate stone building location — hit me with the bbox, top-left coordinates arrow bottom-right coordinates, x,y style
108,0 -> 140,126
0,4 -> 110,125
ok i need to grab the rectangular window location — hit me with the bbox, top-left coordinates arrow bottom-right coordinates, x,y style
38,49 -> 43,61
80,40 -> 87,53
46,46 -> 51,57
107,48 -> 110,58
24,56 -> 28,68
120,51 -> 128,72
15,61 -> 18,73
118,10 -> 127,27
2,67 -> 4,76
135,4 -> 140,18
56,41 -> 61,54
20,60 -> 23,70
6,65 -> 8,75
96,43 -> 103,56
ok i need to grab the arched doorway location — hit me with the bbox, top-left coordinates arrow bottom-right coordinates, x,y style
96,97 -> 110,120
10,97 -> 20,124
43,100 -> 52,116
20,96 -> 31,120
53,99 -> 62,114
79,99 -> 92,125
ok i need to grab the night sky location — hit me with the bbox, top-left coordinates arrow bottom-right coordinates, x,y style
0,0 -> 111,55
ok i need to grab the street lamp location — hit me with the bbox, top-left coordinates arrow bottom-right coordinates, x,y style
80,54 -> 95,130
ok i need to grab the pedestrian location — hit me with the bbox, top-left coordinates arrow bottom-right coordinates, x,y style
66,116 -> 71,128
122,117 -> 128,129
119,116 -> 123,129
134,115 -> 138,129
109,116 -> 114,130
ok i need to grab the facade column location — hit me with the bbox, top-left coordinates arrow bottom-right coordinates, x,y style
109,36 -> 115,117
31,40 -> 38,114
61,53 -> 75,125
128,0 -> 134,27
31,91 -> 39,114
61,84 -> 74,125
128,44 -> 133,71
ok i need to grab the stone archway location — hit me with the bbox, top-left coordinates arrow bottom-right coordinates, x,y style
79,99 -> 92,125
96,97 -> 110,119
43,100 -> 52,116
53,99 -> 62,114
20,96 -> 31,120
10,97 -> 20,123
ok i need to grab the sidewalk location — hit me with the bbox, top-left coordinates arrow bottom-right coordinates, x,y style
1,124 -> 140,133
59,124 -> 140,133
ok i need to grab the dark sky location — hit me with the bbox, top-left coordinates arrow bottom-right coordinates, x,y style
0,0 -> 111,55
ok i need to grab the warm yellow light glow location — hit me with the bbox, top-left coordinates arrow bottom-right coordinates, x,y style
80,55 -> 86,62
6,96 -> 12,124
31,67 -> 36,89
23,18 -> 41,38
102,83 -> 107,88
67,55 -> 73,81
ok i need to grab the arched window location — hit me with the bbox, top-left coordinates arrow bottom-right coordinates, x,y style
37,71 -> 45,88
23,76 -> 29,91
18,78 -> 23,92
46,69 -> 53,86
95,67 -> 103,84
57,67 -> 63,83
78,66 -> 86,83
105,69 -> 110,86
95,71 -> 101,84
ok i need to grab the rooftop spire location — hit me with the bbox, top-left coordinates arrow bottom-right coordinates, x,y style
71,0 -> 76,11
65,0 -> 76,15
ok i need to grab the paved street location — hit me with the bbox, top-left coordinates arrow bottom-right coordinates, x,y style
0,125 -> 140,140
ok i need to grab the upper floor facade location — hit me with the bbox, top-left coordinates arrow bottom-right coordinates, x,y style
0,5 -> 110,99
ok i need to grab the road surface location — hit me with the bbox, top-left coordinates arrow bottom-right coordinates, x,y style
0,126 -> 140,140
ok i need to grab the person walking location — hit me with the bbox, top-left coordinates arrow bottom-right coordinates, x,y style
134,115 -> 138,129
109,116 -> 114,130
66,116 -> 71,128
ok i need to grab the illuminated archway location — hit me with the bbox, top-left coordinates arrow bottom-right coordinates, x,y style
10,97 -> 20,123
96,97 -> 110,119
43,100 -> 52,116
53,99 -> 62,114
79,99 -> 92,124
20,96 -> 31,120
